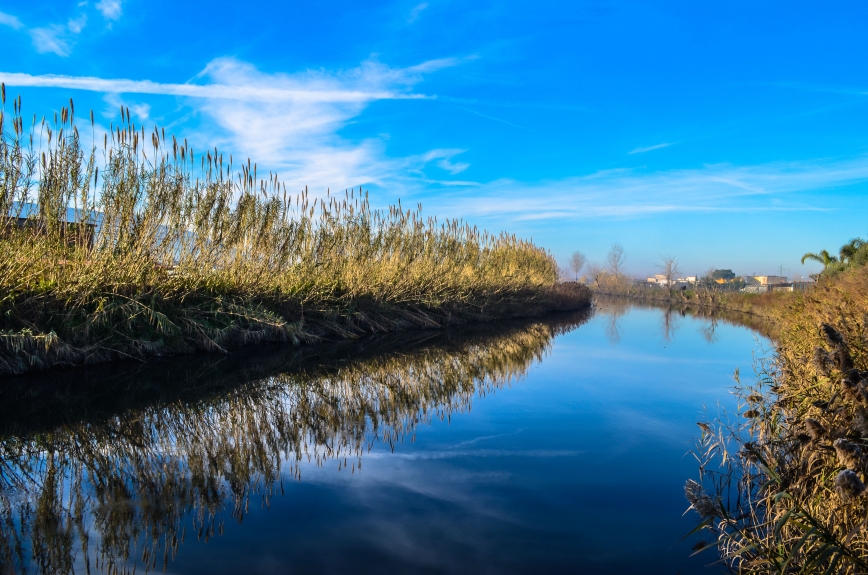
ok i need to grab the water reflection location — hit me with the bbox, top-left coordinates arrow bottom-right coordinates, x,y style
594,295 -> 775,344
0,312 -> 591,575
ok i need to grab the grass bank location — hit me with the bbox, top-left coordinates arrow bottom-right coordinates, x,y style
686,264 -> 868,572
592,283 -> 794,325
0,98 -> 589,375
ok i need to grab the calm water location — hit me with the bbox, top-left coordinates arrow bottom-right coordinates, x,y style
0,300 -> 770,574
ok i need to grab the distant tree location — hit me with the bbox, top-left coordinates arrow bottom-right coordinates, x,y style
657,255 -> 681,288
695,266 -> 712,286
801,250 -> 838,268
568,251 -> 586,281
585,262 -> 603,285
700,268 -> 745,291
800,238 -> 868,280
851,242 -> 868,268
605,243 -> 626,277
840,238 -> 866,264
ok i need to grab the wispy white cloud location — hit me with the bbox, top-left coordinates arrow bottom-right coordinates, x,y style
0,56 -> 471,192
0,10 -> 23,30
102,93 -> 151,121
452,104 -> 534,131
0,64 -> 438,103
423,158 -> 868,221
96,0 -> 123,21
0,53 -> 481,191
29,25 -> 74,56
6,1 -> 119,58
414,149 -> 470,175
629,142 -> 671,154
437,158 -> 470,174
188,57 -> 465,190
67,14 -> 87,34
408,2 -> 429,23
26,10 -> 89,57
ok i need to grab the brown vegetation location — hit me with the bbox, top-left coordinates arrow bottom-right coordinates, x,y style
687,264 -> 868,572
0,96 -> 589,375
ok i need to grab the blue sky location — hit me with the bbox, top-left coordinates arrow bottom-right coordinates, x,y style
1,0 -> 867,277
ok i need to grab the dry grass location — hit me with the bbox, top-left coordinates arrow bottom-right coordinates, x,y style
0,97 -> 589,374
687,265 -> 868,573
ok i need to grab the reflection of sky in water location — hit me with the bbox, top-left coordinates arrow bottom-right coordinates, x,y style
164,304 -> 765,575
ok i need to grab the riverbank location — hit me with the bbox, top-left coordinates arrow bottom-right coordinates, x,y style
0,104 -> 590,376
686,263 -> 868,571
0,277 -> 590,376
593,294 -> 779,341
592,284 -> 796,324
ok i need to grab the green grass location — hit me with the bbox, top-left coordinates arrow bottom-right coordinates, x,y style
0,96 -> 589,374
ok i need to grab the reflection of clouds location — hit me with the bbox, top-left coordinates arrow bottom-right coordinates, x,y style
277,454 -> 549,571
609,408 -> 694,445
363,448 -> 582,460
447,429 -> 524,449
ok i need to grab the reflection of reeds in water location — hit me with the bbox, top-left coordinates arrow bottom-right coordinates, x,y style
0,311 -> 590,574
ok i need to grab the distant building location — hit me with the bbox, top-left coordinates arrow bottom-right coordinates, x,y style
742,275 -> 788,286
646,274 -> 668,284
645,274 -> 697,287
754,275 -> 788,286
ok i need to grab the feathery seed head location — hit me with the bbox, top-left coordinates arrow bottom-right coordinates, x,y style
835,469 -> 867,503
834,438 -> 866,471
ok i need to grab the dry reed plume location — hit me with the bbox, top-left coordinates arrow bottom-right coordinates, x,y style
687,264 -> 868,573
0,92 -> 589,374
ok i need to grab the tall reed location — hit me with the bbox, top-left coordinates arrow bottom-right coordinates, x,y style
0,93 -> 589,374
686,264 -> 868,572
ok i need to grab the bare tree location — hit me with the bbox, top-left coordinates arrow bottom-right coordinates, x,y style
657,255 -> 681,288
702,265 -> 717,291
567,251 -> 586,281
606,243 -> 626,276
585,262 -> 603,285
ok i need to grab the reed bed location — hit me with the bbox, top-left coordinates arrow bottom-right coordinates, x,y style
0,93 -> 588,374
686,264 -> 868,573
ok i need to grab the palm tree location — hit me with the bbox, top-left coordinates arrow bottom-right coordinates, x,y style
801,250 -> 838,267
839,238 -> 865,264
